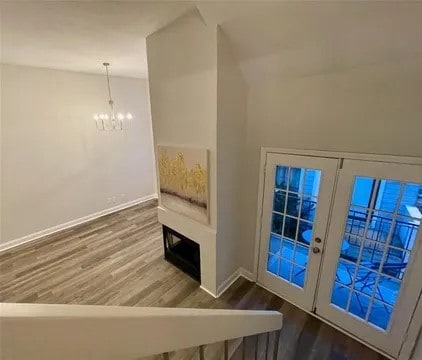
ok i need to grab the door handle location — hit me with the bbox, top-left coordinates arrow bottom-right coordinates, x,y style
312,247 -> 321,254
314,237 -> 322,243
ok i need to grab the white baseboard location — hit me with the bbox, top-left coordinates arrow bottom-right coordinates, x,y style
200,285 -> 218,298
0,194 -> 158,253
217,269 -> 242,297
216,267 -> 257,298
239,267 -> 256,282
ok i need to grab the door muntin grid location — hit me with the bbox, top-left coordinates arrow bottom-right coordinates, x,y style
267,166 -> 322,288
330,177 -> 422,330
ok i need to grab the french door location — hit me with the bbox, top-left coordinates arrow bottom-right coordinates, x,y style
257,152 -> 422,358
257,153 -> 339,310
316,159 -> 422,357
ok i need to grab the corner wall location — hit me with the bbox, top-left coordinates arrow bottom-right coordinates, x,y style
216,28 -> 247,286
241,60 -> 422,273
146,9 -> 219,294
1,64 -> 156,246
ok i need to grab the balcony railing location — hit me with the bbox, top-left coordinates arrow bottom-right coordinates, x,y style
343,209 -> 419,264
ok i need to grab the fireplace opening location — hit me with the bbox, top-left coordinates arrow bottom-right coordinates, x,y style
162,225 -> 201,282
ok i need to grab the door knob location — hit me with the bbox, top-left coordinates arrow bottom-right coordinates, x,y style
312,247 -> 321,254
314,237 -> 322,243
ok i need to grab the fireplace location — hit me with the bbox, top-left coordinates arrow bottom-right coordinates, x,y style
162,226 -> 201,282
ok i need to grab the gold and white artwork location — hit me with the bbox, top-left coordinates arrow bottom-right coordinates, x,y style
158,146 -> 209,224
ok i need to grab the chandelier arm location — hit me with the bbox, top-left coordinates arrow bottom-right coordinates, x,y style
95,62 -> 128,131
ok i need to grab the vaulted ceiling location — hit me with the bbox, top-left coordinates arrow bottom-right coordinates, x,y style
2,1 -> 422,80
0,1 -> 193,78
198,1 -> 422,82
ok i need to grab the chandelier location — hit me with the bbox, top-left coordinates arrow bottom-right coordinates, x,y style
93,62 -> 133,131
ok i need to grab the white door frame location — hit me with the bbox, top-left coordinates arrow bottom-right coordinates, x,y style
253,147 -> 422,359
257,153 -> 339,310
316,159 -> 422,357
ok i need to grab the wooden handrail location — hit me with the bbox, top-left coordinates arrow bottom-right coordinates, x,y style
0,303 -> 283,360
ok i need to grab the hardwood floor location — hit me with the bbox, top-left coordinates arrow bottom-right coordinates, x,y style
0,200 -> 386,359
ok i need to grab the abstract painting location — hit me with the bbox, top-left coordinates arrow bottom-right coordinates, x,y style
158,145 -> 209,224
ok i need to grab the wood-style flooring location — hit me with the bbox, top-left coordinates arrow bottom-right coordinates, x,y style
0,200 -> 386,360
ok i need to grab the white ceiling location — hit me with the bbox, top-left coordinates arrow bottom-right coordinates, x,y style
0,1 -> 193,78
2,1 -> 422,81
198,1 -> 422,82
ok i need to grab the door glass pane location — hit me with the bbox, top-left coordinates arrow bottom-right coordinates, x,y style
351,177 -> 375,208
292,265 -> 306,287
286,194 -> 300,217
280,238 -> 294,261
300,196 -> 317,222
267,253 -> 279,274
275,166 -> 289,190
267,165 -> 322,289
349,292 -> 371,320
269,234 -> 281,254
375,180 -> 401,213
283,216 -> 298,240
289,167 -> 303,193
332,283 -> 350,309
273,190 -> 286,213
271,213 -> 284,235
304,169 -> 321,197
331,177 -> 422,330
279,261 -> 292,281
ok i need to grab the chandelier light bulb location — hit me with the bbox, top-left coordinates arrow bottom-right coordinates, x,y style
93,114 -> 99,121
117,113 -> 124,121
104,114 -> 109,120
126,113 -> 133,120
99,113 -> 104,120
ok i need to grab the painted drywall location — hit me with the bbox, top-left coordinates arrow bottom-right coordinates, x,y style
240,59 -> 422,273
413,334 -> 422,360
216,27 -> 247,286
0,12 -> 3,244
146,9 -> 218,294
0,2 -> 193,78
1,64 -> 156,244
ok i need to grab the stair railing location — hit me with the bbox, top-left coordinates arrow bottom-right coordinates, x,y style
0,302 -> 283,360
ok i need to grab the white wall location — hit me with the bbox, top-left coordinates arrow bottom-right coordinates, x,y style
146,9 -> 219,294
240,59 -> 422,272
0,14 -> 3,244
413,334 -> 422,359
216,28 -> 247,286
1,64 -> 156,245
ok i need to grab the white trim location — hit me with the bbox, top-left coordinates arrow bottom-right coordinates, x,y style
157,206 -> 216,241
239,267 -> 255,282
257,153 -> 339,311
400,291 -> 422,360
200,285 -> 218,298
202,267 -> 257,299
0,194 -> 158,252
262,147 -> 422,166
217,269 -> 242,297
252,148 -> 268,282
215,267 -> 257,298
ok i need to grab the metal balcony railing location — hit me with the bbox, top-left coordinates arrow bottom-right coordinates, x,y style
343,209 -> 419,264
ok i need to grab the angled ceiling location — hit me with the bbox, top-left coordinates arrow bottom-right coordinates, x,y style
198,1 -> 422,82
0,1 -> 193,78
2,1 -> 422,81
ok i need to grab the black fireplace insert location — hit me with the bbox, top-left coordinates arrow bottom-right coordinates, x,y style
162,225 -> 201,282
